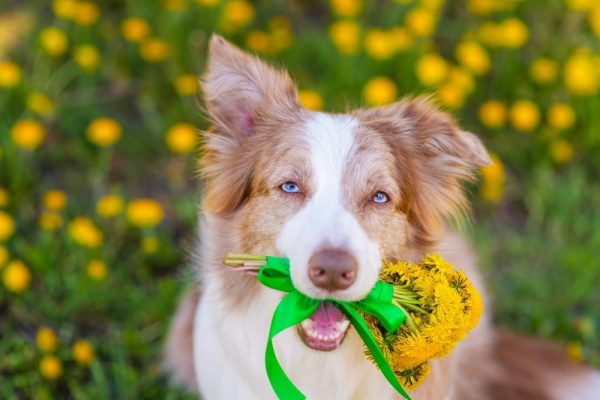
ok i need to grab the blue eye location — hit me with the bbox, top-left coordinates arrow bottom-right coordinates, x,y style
372,191 -> 389,204
281,182 -> 301,193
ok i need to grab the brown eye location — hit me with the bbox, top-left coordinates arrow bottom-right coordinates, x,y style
372,191 -> 389,204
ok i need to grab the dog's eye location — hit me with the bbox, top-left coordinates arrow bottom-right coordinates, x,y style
372,191 -> 389,204
281,181 -> 301,193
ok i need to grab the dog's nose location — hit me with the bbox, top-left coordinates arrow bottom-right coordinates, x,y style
308,248 -> 358,291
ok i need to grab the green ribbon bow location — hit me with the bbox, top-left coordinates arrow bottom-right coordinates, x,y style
257,256 -> 411,400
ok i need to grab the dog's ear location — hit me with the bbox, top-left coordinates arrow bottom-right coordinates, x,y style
202,34 -> 299,136
355,97 -> 491,247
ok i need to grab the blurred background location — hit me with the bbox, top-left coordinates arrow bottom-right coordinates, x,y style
1,0 -> 599,397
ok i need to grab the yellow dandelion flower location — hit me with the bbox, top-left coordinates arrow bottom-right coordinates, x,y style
73,340 -> 95,366
479,100 -> 507,128
141,236 -> 160,254
43,190 -> 67,211
86,117 -> 122,147
498,18 -> 528,48
330,0 -> 362,17
245,30 -> 272,54
416,53 -> 449,86
448,67 -> 475,94
0,60 -> 22,88
0,187 -> 8,207
363,77 -> 397,106
121,17 -> 151,43
590,7 -> 600,38
74,45 -> 100,72
0,245 -> 8,267
53,0 -> 78,20
39,27 -> 69,57
466,0 -> 495,15
566,341 -> 583,362
11,119 -> 45,150
27,92 -> 55,116
477,22 -> 501,47
74,1 -> 100,26
529,57 -> 558,85
406,8 -> 436,37
436,83 -> 465,110
510,100 -> 540,132
0,211 -> 15,241
219,0 -> 255,33
140,38 -> 169,63
127,199 -> 164,228
565,0 -> 594,11
68,217 -> 103,248
564,51 -> 598,96
550,140 -> 574,164
390,27 -> 412,52
480,153 -> 505,203
39,212 -> 63,232
3,260 -> 31,293
298,89 -> 324,111
96,194 -> 124,218
397,362 -> 432,391
547,103 -> 575,131
197,0 -> 221,6
40,355 -> 62,380
455,41 -> 490,76
36,327 -> 58,352
175,74 -> 198,96
364,29 -> 396,60
269,18 -> 294,53
166,123 -> 197,154
87,259 -> 107,280
329,20 -> 361,55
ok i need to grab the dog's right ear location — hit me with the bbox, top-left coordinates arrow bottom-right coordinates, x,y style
202,34 -> 299,136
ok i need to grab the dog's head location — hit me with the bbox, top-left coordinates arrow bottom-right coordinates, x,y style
201,35 -> 490,350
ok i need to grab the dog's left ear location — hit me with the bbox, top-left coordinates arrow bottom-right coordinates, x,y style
355,98 -> 491,247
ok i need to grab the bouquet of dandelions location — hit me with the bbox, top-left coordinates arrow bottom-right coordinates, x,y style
224,253 -> 483,399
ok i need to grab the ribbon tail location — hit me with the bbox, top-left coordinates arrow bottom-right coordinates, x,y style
339,304 -> 412,400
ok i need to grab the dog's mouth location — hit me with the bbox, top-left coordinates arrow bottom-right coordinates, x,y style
296,302 -> 350,351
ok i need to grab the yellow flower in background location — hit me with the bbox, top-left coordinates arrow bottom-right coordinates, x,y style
437,84 -> 465,110
391,27 -> 412,52
39,212 -> 63,231
40,355 -> 62,380
3,260 -> 31,293
219,0 -> 255,33
547,103 -> 576,131
299,89 -> 324,111
479,100 -> 507,128
11,119 -> 45,150
550,140 -> 574,164
330,0 -> 362,17
0,211 -> 15,241
43,190 -> 68,211
0,245 -> 8,267
329,20 -> 361,55
498,18 -> 528,48
406,8 -> 436,37
0,61 -> 22,88
39,27 -> 69,57
36,327 -> 58,352
466,0 -> 495,15
565,0 -> 594,11
175,74 -> 198,96
127,199 -> 164,228
53,0 -> 78,20
197,0 -> 221,6
142,236 -> 160,254
477,22 -> 501,47
68,217 -> 103,247
363,77 -> 397,106
564,51 -> 598,96
73,340 -> 95,366
246,30 -> 272,54
529,58 -> 558,85
448,67 -> 475,94
140,38 -> 169,63
480,153 -> 505,203
566,341 -> 583,362
86,117 -> 122,147
166,123 -> 197,153
0,188 -> 8,207
121,18 -> 151,43
74,1 -> 100,26
87,259 -> 107,280
162,0 -> 187,11
27,92 -> 55,116
416,53 -> 449,86
74,45 -> 100,72
455,41 -> 490,76
269,16 -> 294,53
590,8 -> 600,38
364,29 -> 397,60
96,194 -> 124,218
510,100 -> 540,132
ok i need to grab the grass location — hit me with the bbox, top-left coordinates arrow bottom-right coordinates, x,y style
1,0 -> 599,397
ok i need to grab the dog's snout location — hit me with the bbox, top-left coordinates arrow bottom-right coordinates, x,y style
308,248 -> 358,291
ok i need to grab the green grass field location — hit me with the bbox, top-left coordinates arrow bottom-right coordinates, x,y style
1,0 -> 599,397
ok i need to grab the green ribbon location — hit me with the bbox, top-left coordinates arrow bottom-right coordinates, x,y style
258,256 -> 411,400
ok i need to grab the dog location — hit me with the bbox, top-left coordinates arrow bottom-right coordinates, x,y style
164,35 -> 600,399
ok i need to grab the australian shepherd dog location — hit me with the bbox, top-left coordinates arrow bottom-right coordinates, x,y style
164,35 -> 600,399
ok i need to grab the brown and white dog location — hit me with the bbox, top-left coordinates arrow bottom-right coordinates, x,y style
164,35 -> 600,399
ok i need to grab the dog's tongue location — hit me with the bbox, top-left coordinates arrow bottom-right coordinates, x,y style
310,302 -> 345,333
